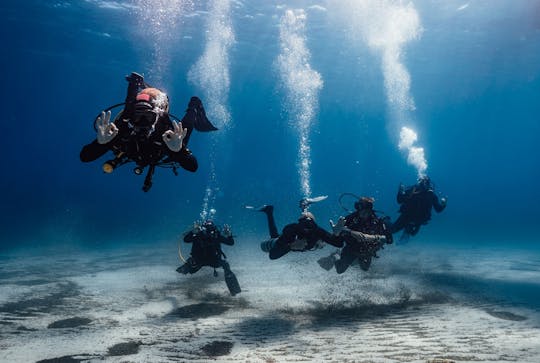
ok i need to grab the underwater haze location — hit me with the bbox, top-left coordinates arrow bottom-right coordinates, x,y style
1,1 -> 540,362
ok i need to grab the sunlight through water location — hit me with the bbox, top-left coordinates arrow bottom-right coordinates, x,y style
135,0 -> 194,83
188,0 -> 234,220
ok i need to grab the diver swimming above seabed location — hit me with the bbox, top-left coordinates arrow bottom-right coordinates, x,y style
176,219 -> 241,296
246,196 -> 343,260
80,72 -> 218,191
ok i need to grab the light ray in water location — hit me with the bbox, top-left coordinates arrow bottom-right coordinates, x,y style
135,0 -> 194,83
277,8 -> 323,198
338,0 -> 428,176
188,0 -> 234,219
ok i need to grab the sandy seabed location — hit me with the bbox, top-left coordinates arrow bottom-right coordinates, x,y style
1,240 -> 539,363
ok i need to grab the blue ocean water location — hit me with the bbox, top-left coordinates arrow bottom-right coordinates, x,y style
3,3 -> 540,362
0,0 -> 539,252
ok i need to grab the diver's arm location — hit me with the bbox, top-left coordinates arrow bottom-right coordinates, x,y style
316,226 -> 344,248
184,222 -> 203,242
347,230 -> 387,245
396,183 -> 407,203
80,140 -> 109,162
380,219 -> 394,244
183,231 -> 197,243
280,224 -> 298,245
432,192 -> 447,213
168,148 -> 198,172
220,235 -> 234,246
124,72 -> 145,118
219,225 -> 234,245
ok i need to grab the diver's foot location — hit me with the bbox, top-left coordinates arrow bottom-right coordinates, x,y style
359,256 -> 372,271
257,205 -> 273,214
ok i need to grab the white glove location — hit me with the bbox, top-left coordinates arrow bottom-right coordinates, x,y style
162,120 -> 187,152
290,238 -> 308,251
330,217 -> 348,236
222,224 -> 232,238
96,111 -> 118,144
441,197 -> 448,206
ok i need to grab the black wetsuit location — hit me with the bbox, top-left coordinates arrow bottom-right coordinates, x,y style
261,207 -> 343,260
335,211 -> 392,273
391,185 -> 446,236
177,227 -> 240,295
80,78 -> 198,172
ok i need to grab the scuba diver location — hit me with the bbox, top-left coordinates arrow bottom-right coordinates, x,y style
247,196 -> 343,260
80,72 -> 217,192
318,196 -> 393,273
390,175 -> 447,240
176,220 -> 241,296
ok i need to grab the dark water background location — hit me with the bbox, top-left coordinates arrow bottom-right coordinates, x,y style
0,0 -> 539,252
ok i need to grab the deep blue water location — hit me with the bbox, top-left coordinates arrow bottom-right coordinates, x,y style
1,0 -> 539,251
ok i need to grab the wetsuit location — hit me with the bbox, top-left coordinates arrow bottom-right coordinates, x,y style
391,185 -> 446,236
260,206 -> 343,260
335,211 -> 392,273
177,227 -> 240,295
80,77 -> 198,172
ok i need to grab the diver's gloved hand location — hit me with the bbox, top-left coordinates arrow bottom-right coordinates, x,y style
222,224 -> 232,238
440,196 -> 447,207
96,111 -> 118,144
162,120 -> 187,152
290,238 -> 307,251
191,222 -> 202,234
376,235 -> 387,245
330,217 -> 348,236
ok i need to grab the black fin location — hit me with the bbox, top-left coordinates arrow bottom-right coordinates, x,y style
224,270 -> 241,296
186,96 -> 218,132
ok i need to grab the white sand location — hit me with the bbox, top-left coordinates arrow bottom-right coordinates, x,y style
1,242 -> 539,362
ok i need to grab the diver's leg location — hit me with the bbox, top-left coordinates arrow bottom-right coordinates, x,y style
221,260 -> 241,296
358,254 -> 372,271
176,257 -> 201,274
261,238 -> 290,259
408,224 -> 421,236
334,246 -> 356,274
260,205 -> 279,238
390,215 -> 407,234
268,241 -> 291,260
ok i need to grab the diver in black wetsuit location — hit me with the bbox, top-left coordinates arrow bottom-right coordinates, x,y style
254,201 -> 343,260
176,220 -> 241,296
390,176 -> 447,239
80,72 -> 217,191
318,197 -> 392,273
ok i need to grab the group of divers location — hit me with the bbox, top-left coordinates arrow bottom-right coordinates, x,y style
80,73 -> 448,296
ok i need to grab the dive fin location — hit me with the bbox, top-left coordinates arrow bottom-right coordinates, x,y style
306,195 -> 328,203
317,255 -> 336,271
187,96 -> 218,132
244,204 -> 273,213
224,269 -> 241,296
299,195 -> 328,211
